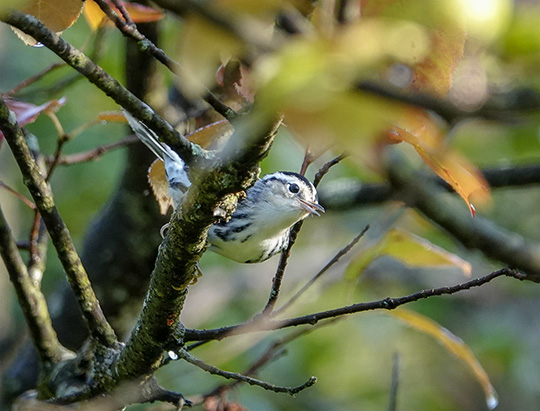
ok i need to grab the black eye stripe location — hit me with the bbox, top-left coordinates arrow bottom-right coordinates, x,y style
262,172 -> 316,197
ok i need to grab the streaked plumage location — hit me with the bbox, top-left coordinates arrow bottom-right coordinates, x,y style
125,111 -> 324,263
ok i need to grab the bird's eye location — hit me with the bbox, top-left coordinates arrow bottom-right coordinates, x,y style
288,183 -> 300,193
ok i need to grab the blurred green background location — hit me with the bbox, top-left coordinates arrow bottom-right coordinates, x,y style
1,1 -> 540,410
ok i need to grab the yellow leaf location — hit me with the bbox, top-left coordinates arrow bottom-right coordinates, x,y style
387,309 -> 498,410
380,229 -> 472,275
13,0 -> 84,45
83,0 -> 107,30
344,228 -> 471,280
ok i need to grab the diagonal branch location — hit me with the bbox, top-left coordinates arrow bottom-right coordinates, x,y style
0,11 -> 208,166
93,0 -> 236,120
0,203 -> 68,365
0,95 -> 117,347
385,153 -> 540,282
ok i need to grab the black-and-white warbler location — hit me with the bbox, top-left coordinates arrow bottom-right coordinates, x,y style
124,111 -> 324,263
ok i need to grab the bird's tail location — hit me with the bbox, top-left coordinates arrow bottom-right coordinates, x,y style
123,109 -> 175,162
123,109 -> 190,207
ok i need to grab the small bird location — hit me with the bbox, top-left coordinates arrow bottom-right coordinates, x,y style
124,111 -> 324,263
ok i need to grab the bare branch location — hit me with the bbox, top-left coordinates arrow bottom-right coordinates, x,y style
0,203 -> 69,366
1,11 -> 205,166
178,349 -> 317,395
319,163 -> 540,211
0,95 -> 117,347
184,268 -> 524,342
53,136 -> 139,166
275,225 -> 369,315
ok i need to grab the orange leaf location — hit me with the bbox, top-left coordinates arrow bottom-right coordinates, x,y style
388,109 -> 490,215
185,120 -> 234,150
97,111 -> 128,123
148,159 -> 173,215
84,0 -> 164,31
13,0 -> 84,45
146,120 -> 234,212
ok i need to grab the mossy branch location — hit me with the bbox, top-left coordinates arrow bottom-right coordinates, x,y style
1,11 -> 209,166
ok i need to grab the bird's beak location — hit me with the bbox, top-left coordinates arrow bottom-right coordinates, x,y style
299,199 -> 325,216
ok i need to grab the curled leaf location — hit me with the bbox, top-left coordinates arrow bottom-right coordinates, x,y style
388,109 -> 491,215
387,309 -> 498,410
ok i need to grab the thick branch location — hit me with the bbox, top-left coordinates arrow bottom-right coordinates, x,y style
386,156 -> 540,281
357,81 -> 540,123
0,11 -> 207,166
114,116 -> 281,380
319,163 -> 540,211
184,268 -> 523,342
0,204 -> 67,365
0,96 -> 117,347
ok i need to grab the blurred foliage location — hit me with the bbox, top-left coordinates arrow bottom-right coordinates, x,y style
1,0 -> 540,410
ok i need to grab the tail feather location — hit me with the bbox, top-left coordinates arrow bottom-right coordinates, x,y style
123,109 -> 190,207
124,109 -> 173,162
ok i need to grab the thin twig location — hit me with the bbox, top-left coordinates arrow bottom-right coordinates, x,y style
6,62 -> 66,96
0,181 -> 36,209
313,153 -> 347,187
194,325 -> 329,406
51,136 -> 139,166
260,152 -> 346,315
179,349 -> 317,395
93,0 -> 237,120
184,268 -> 524,342
0,95 -> 118,347
110,0 -> 135,26
274,225 -> 369,315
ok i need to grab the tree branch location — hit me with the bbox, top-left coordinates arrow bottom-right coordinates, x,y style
318,163 -> 540,211
114,115 -> 282,380
0,203 -> 68,367
0,95 -> 117,347
178,349 -> 317,395
386,154 -> 540,281
0,11 -> 208,166
184,268 -> 523,342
